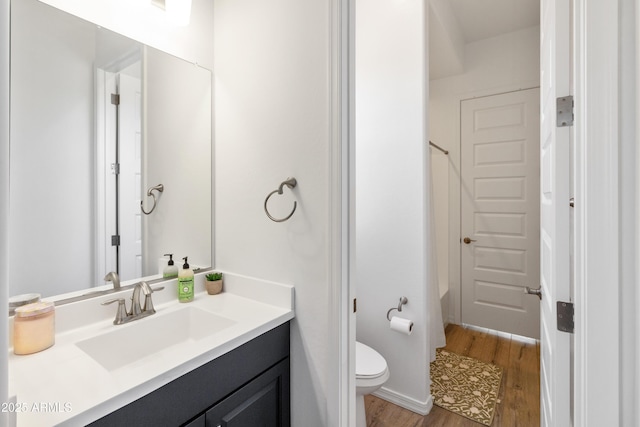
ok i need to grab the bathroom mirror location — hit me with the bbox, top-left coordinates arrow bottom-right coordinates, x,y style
8,0 -> 212,299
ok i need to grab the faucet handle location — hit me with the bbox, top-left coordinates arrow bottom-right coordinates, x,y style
102,298 -> 128,325
139,281 -> 153,295
142,286 -> 164,313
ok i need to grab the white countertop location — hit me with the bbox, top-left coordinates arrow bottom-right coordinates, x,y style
8,273 -> 295,426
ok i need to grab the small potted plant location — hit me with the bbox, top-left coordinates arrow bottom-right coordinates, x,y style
204,272 -> 223,295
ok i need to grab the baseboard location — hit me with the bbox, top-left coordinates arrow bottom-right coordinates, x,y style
372,387 -> 433,416
461,323 -> 539,345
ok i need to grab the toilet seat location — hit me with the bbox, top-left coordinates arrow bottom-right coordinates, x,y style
356,341 -> 388,379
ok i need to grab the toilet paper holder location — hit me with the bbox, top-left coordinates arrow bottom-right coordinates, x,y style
386,296 -> 408,321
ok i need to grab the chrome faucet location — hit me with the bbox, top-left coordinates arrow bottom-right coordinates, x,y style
104,271 -> 121,290
102,281 -> 164,325
130,281 -> 156,316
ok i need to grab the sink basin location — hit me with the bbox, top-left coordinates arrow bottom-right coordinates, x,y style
76,307 -> 236,371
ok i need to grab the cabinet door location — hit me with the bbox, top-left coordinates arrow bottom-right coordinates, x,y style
184,414 -> 206,427
206,359 -> 290,427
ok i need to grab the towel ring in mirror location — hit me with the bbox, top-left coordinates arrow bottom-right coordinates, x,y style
141,184 -> 164,215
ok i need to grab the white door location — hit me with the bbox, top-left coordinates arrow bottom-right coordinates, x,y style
460,88 -> 541,339
99,70 -> 118,281
540,0 -> 572,425
98,69 -> 142,281
118,69 -> 143,280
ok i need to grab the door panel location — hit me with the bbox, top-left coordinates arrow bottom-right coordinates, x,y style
118,70 -> 143,279
461,88 -> 541,339
539,0 -> 572,425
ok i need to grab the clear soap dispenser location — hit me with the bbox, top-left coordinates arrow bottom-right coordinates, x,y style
178,256 -> 194,303
163,254 -> 178,279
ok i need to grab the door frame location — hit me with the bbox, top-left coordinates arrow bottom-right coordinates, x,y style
572,0 -> 623,424
329,0 -> 355,425
441,1 -> 627,425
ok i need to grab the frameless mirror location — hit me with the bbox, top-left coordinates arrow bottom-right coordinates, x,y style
9,0 -> 212,299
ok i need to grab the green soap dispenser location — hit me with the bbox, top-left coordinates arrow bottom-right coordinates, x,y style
163,254 -> 178,278
178,256 -> 194,303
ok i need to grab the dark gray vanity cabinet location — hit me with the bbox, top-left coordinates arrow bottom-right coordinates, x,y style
89,322 -> 290,427
185,359 -> 289,427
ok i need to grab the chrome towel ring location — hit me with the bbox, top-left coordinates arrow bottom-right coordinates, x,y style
141,183 -> 164,215
264,177 -> 297,222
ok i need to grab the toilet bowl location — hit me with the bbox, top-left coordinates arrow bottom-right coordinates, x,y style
356,341 -> 389,427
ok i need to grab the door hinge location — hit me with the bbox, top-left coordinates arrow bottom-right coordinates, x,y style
111,235 -> 120,247
353,298 -> 357,313
111,163 -> 120,175
111,93 -> 120,106
557,96 -> 574,127
557,301 -> 574,333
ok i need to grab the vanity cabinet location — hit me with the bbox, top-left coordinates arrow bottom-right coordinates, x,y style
88,322 -> 290,427
186,359 -> 288,427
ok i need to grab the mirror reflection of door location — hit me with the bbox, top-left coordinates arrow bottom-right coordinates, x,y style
97,59 -> 143,281
117,68 -> 143,280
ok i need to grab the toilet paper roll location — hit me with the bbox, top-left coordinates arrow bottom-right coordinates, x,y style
390,316 -> 414,335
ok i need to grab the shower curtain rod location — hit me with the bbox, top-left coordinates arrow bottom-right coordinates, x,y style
428,141 -> 449,155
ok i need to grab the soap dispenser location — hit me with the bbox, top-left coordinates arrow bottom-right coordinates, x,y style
178,256 -> 194,303
163,254 -> 178,279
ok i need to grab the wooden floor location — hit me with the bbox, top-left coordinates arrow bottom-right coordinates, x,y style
365,324 -> 540,427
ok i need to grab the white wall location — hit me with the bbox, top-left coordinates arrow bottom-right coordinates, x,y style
355,0 -> 432,413
10,0 -> 96,297
143,47 -> 212,274
0,0 -> 9,422
634,1 -> 640,423
213,0 -> 334,425
620,0 -> 637,422
39,0 -> 214,70
429,26 -> 540,323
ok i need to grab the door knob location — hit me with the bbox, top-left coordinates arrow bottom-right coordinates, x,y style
463,237 -> 477,244
525,286 -> 542,300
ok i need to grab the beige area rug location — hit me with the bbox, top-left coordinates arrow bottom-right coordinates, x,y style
430,349 -> 503,426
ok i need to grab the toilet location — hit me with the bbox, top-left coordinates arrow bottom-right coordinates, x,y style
356,341 -> 389,427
